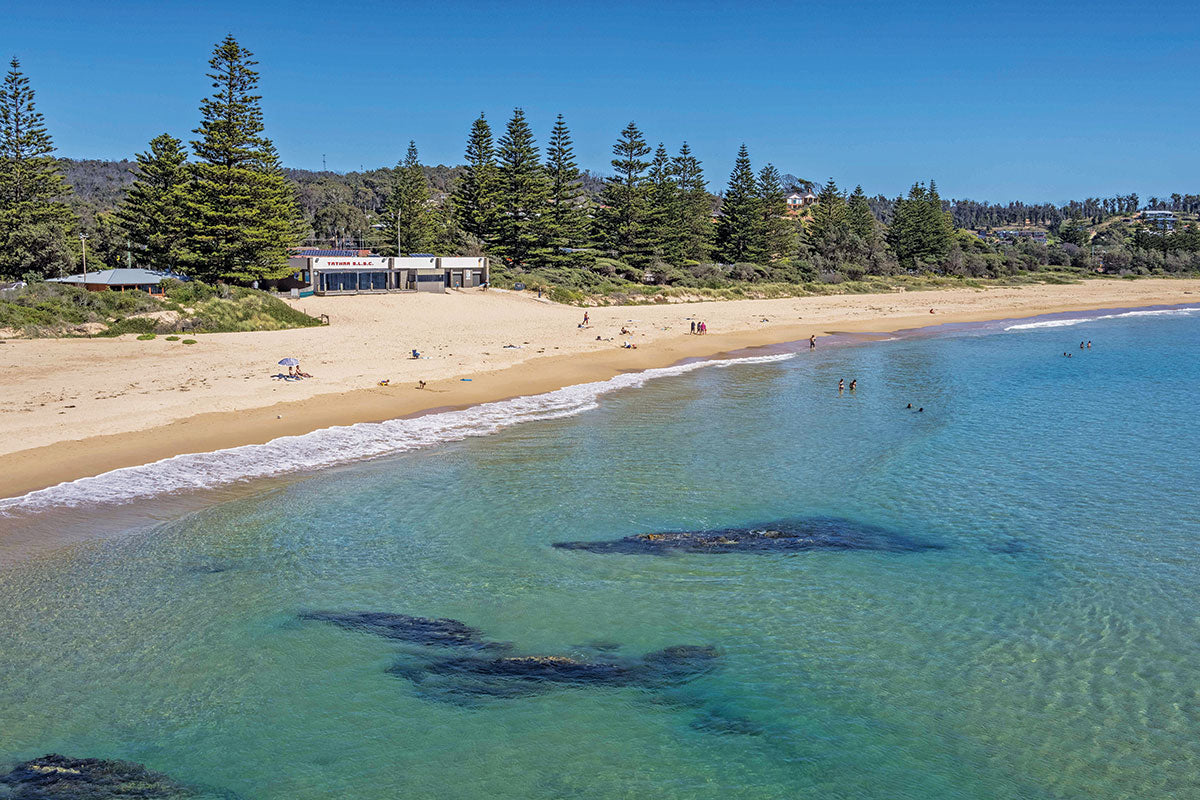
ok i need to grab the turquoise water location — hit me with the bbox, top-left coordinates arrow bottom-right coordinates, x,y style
2,307 -> 1200,798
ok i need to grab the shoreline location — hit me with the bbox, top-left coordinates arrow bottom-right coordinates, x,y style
2,281 -> 1199,501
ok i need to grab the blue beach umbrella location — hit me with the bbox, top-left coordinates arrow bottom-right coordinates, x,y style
278,358 -> 299,366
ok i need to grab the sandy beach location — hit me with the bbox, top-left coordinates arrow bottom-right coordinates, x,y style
1,278 -> 1197,500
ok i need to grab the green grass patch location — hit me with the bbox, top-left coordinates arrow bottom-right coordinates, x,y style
136,333 -> 156,341
182,339 -> 197,345
165,335 -> 180,341
0,280 -> 323,338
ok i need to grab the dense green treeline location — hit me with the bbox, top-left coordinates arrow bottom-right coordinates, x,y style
4,41 -> 1200,291
0,37 -> 303,284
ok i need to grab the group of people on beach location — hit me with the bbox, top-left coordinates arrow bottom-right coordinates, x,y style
286,365 -> 312,380
690,320 -> 708,334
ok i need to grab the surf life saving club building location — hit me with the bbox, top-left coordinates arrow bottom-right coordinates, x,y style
289,254 -> 489,295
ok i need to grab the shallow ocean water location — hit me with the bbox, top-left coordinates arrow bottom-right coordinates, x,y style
2,307 -> 1199,799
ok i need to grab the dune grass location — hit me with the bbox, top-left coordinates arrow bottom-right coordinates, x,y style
0,280 -> 323,338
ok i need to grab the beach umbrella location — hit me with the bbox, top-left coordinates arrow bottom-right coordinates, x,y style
278,358 -> 299,366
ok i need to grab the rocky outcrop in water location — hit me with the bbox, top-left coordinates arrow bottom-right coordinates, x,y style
389,643 -> 720,702
552,516 -> 943,555
0,754 -> 192,799
300,609 -> 720,704
299,611 -> 510,651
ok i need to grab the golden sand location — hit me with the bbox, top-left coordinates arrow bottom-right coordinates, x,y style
1,278 -> 1197,500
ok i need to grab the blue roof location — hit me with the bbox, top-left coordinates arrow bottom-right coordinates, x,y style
48,269 -> 189,285
293,249 -> 368,257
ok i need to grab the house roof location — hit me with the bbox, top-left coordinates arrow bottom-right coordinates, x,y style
48,268 -> 188,286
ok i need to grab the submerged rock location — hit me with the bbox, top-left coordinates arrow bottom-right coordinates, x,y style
388,643 -> 720,702
0,754 -> 191,799
688,708 -> 768,737
553,516 -> 943,555
299,611 -> 508,651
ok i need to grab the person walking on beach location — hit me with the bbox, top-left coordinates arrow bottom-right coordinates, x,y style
809,335 -> 816,350
690,321 -> 696,334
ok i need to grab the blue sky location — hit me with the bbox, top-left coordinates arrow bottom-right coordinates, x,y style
3,0 -> 1197,202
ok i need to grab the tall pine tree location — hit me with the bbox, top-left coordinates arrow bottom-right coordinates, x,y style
808,178 -> 849,263
542,114 -> 587,262
494,108 -> 549,267
887,180 -> 953,267
646,143 -> 679,264
116,133 -> 190,271
757,163 -> 793,261
185,35 -> 304,283
386,140 -> 435,255
0,57 -> 76,278
452,113 -> 499,250
716,144 -> 762,264
671,142 -> 712,263
597,122 -> 652,267
846,184 -> 885,271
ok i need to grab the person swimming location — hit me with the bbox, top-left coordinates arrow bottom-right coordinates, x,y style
906,403 -> 912,409
809,335 -> 816,350
1080,341 -> 1085,349
918,407 -> 924,412
838,379 -> 844,392
1087,340 -> 1092,349
849,379 -> 857,391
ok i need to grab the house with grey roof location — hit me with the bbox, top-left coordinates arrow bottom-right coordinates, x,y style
47,268 -> 188,294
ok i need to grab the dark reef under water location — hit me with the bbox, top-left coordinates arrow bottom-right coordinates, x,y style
552,516 -> 945,555
0,754 -> 204,799
298,610 -> 510,651
300,611 -> 731,716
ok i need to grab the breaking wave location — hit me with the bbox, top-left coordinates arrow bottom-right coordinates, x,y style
1004,306 -> 1200,331
0,353 -> 794,514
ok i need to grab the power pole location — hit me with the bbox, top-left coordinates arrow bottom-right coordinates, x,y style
80,233 -> 89,281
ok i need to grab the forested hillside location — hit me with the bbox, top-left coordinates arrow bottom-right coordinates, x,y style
4,42 -> 1199,295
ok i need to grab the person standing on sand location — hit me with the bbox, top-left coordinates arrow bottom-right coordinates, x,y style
809,335 -> 816,350
583,312 -> 589,326
691,321 -> 696,334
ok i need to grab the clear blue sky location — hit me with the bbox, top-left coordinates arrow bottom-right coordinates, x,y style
4,0 -> 1197,202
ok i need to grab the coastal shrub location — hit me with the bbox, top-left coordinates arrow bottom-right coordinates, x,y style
165,335 -> 180,341
136,333 -> 156,340
97,316 -> 158,337
0,280 -> 322,337
182,338 -> 197,344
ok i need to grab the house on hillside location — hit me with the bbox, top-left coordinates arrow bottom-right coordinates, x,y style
994,230 -> 1048,245
1143,210 -> 1177,232
785,190 -> 817,215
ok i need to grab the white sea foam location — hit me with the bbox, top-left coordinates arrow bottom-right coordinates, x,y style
0,352 -> 794,514
1004,306 -> 1200,331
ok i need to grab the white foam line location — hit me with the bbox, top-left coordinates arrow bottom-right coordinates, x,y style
0,352 -> 795,514
1004,306 -> 1200,330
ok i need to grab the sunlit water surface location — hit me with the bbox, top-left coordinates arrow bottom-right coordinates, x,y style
2,308 -> 1199,799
